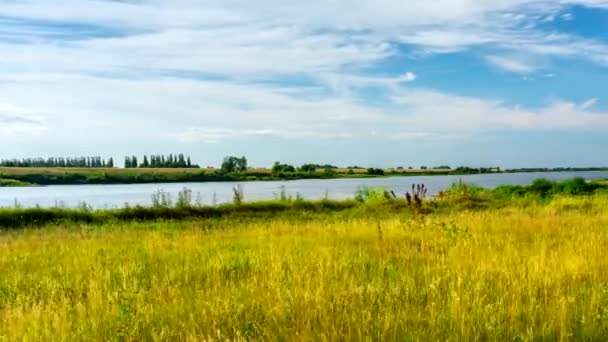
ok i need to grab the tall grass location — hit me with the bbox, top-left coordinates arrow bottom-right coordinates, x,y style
1,197 -> 608,339
0,199 -> 364,230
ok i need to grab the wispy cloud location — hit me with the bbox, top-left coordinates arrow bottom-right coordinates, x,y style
0,103 -> 46,136
581,98 -> 599,110
0,0 -> 607,151
485,55 -> 538,73
1,0 -> 607,76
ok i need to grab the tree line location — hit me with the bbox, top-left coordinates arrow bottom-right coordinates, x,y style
0,157 -> 114,168
0,154 -> 522,175
124,154 -> 199,169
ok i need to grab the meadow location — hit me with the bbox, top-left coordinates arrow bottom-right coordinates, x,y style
1,180 -> 608,340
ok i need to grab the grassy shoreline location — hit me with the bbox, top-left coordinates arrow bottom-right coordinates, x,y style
0,167 -> 443,186
1,166 -> 606,186
1,177 -> 607,230
0,178 -> 32,187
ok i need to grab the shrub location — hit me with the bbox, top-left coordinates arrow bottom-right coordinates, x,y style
0,179 -> 31,187
176,188 -> 193,208
493,178 -> 606,199
366,168 -> 385,176
233,185 -> 244,205
354,187 -> 392,203
151,190 -> 173,208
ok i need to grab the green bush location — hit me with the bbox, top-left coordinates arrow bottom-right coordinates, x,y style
354,187 -> 393,203
493,178 -> 606,199
0,179 -> 32,187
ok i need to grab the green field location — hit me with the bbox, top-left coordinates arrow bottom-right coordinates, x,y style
2,181 -> 608,340
0,166 -> 459,186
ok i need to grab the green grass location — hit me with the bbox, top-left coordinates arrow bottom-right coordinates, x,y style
0,178 -> 31,187
0,199 -> 366,230
2,196 -> 608,340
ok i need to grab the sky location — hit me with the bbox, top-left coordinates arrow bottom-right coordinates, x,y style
1,0 -> 608,168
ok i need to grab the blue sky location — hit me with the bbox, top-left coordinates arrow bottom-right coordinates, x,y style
1,0 -> 608,168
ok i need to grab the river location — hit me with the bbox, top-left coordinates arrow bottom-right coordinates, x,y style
1,171 -> 607,208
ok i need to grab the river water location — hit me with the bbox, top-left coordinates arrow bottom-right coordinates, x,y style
1,171 -> 607,208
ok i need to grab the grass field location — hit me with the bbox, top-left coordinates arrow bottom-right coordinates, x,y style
2,194 -> 608,340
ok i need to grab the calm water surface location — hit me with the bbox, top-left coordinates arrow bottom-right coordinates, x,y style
1,171 -> 607,208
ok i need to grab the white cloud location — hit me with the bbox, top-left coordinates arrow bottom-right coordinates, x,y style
561,12 -> 575,20
388,88 -> 608,132
171,127 -> 354,143
581,98 -> 598,110
400,72 -> 417,82
0,0 -> 607,150
0,71 -> 607,147
485,55 -> 538,73
171,128 -> 277,144
1,0 -> 607,76
0,103 -> 46,136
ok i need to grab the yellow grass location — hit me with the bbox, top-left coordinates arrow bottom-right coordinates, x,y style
1,199 -> 608,340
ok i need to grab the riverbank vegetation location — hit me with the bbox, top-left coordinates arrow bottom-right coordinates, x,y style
1,177 -> 607,229
2,179 -> 608,339
0,166 -> 351,186
0,165 -> 453,186
0,153 -> 607,186
0,178 -> 31,187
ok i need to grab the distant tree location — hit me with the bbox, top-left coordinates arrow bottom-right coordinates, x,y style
323,168 -> 336,176
237,157 -> 247,172
0,154 -> 190,169
366,168 -> 385,176
272,162 -> 295,173
222,156 -> 248,173
299,164 -> 317,172
221,157 -> 236,173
